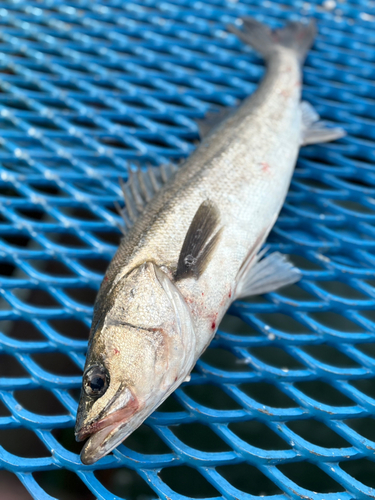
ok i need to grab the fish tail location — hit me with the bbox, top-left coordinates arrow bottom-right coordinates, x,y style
228,18 -> 316,64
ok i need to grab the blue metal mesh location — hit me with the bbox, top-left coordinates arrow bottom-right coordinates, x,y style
0,0 -> 375,499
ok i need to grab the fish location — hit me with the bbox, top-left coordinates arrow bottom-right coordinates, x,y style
74,17 -> 345,465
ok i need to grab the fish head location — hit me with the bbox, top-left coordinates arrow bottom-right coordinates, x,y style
75,261 -> 196,464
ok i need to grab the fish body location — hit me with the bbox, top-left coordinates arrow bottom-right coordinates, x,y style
75,18 -> 345,464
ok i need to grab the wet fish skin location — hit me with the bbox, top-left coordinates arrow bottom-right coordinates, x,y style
75,18 -> 344,464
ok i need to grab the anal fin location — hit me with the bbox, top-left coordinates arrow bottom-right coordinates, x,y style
234,248 -> 301,300
301,101 -> 346,146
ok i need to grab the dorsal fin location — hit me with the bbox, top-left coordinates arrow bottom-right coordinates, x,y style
115,163 -> 178,232
175,200 -> 222,281
197,106 -> 236,139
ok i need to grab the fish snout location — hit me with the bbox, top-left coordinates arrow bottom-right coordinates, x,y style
75,416 -> 109,443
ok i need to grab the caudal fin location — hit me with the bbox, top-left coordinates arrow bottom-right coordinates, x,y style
228,18 -> 316,63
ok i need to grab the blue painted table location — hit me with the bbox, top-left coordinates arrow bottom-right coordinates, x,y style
0,1 -> 375,499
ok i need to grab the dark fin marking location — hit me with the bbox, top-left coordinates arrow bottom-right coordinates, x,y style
197,106 -> 236,139
175,200 -> 222,281
301,101 -> 346,145
116,162 -> 178,231
228,17 -> 316,64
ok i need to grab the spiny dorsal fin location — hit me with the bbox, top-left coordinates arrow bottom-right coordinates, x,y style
116,162 -> 178,232
175,200 -> 222,281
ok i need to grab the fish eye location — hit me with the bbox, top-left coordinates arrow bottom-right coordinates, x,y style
83,365 -> 109,398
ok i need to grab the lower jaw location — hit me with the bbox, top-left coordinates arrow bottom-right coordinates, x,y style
78,397 -> 141,464
80,421 -> 121,465
78,405 -> 142,465
79,384 -> 187,464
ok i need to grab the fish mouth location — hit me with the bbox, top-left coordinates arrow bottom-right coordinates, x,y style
76,399 -> 140,465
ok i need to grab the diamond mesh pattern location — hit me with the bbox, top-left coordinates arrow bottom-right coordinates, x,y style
0,0 -> 375,499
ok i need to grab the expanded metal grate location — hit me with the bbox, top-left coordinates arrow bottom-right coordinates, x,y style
0,0 -> 375,499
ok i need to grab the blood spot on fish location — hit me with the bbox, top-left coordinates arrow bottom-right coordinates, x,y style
228,291 -> 232,298
114,348 -> 120,355
104,276 -> 108,282
261,162 -> 270,173
211,322 -> 216,330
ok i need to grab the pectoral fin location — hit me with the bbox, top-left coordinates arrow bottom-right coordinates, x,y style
235,249 -> 301,299
175,200 -> 222,281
